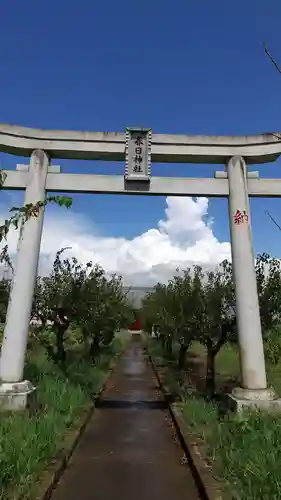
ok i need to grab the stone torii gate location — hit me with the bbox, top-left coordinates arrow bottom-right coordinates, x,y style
0,124 -> 281,411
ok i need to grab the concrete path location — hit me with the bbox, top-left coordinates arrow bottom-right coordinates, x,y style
51,336 -> 201,500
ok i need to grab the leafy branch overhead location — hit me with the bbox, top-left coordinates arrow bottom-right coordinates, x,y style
0,196 -> 72,243
0,167 -> 72,268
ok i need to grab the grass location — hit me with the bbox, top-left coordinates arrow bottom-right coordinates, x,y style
147,336 -> 281,500
181,395 -> 281,500
0,330 -> 130,500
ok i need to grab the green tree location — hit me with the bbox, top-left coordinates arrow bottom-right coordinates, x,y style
197,261 -> 236,393
255,253 -> 281,364
255,253 -> 281,332
78,267 -> 133,359
32,249 -> 133,363
172,266 -> 205,369
142,282 -> 177,357
143,261 -> 236,393
142,266 -> 206,368
32,248 -> 91,362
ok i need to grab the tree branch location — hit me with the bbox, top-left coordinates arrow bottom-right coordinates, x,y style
265,210 -> 281,231
263,42 -> 281,75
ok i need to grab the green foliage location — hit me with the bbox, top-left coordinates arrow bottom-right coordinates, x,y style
181,393 -> 281,500
147,335 -> 281,500
142,261 -> 236,390
148,331 -> 281,500
198,261 -> 236,392
145,249 -> 281,499
0,197 -> 72,238
0,280 -> 9,323
32,248 -> 133,363
78,267 -> 134,358
0,237 -> 131,498
181,395 -> 218,437
0,170 -> 128,498
254,253 -> 281,365
181,393 -> 281,499
0,190 -> 72,270
256,253 -> 281,331
264,326 -> 281,365
143,254 -> 281,390
0,338 -> 126,500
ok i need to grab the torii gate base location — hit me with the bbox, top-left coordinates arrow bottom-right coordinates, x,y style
1,126 -> 281,412
0,380 -> 35,411
227,387 -> 281,413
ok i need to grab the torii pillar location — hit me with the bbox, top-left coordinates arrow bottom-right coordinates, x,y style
226,156 -> 280,410
0,150 -> 48,410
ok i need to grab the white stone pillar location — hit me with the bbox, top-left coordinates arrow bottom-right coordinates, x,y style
227,155 -> 269,395
0,150 -> 48,409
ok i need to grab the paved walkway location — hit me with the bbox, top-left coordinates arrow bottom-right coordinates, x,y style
51,336 -> 200,500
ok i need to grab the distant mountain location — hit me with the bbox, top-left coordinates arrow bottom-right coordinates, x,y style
124,286 -> 153,308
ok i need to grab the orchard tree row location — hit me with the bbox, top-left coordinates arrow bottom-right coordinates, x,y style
142,254 -> 281,393
0,248 -> 134,364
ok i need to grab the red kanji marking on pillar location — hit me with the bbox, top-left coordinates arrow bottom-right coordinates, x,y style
233,209 -> 249,225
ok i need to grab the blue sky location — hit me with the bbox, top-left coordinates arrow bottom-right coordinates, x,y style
1,0 -> 281,282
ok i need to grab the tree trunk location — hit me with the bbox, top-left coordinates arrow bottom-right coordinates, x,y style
166,336 -> 173,357
178,344 -> 188,370
89,335 -> 100,360
206,347 -> 216,394
55,326 -> 66,363
53,309 -> 70,363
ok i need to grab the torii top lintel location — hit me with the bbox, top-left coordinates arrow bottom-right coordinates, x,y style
0,124 -> 281,164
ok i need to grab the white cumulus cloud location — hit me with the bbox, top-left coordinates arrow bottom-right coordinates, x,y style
0,196 -> 230,285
